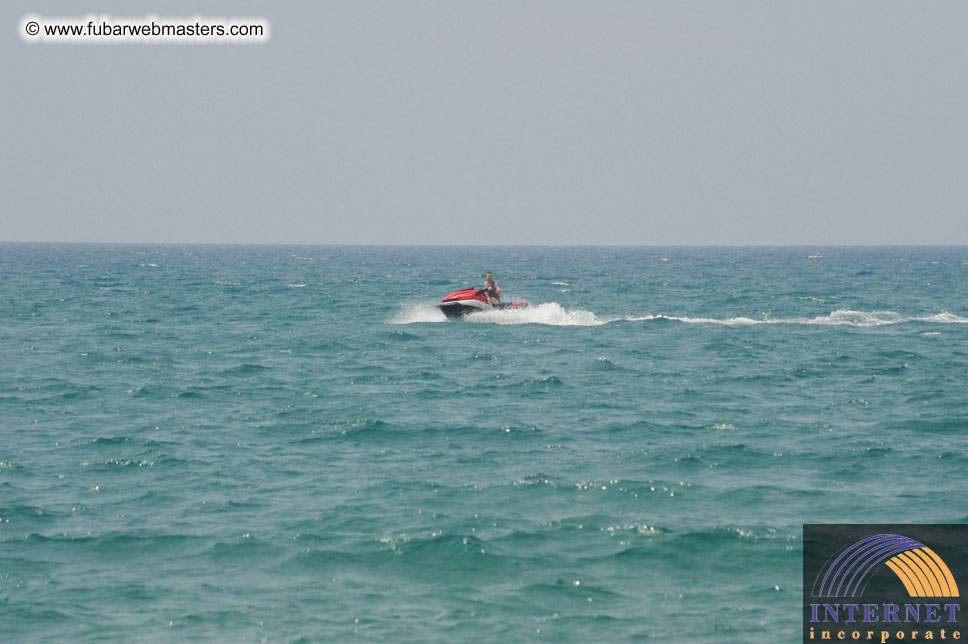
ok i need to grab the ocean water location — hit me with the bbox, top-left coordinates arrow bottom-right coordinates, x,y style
2,244 -> 967,643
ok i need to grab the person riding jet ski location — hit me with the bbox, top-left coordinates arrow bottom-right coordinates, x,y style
437,272 -> 527,319
483,271 -> 501,305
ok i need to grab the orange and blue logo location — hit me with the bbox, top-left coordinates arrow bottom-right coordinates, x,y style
803,525 -> 964,643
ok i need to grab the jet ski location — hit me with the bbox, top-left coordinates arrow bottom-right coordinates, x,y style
438,288 -> 528,320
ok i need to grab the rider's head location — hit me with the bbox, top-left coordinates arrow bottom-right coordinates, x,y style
485,272 -> 492,280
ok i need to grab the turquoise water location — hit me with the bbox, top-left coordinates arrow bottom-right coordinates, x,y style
2,244 -> 967,643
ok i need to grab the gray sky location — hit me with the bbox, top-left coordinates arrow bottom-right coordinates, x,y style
4,1 -> 967,245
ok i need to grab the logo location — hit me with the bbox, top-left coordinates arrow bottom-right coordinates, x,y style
804,525 -> 965,643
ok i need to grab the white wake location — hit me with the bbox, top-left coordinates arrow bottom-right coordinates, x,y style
627,310 -> 968,327
390,302 -> 605,326
391,304 -> 968,328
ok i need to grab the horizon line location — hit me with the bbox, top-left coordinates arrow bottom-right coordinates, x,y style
3,241 -> 968,249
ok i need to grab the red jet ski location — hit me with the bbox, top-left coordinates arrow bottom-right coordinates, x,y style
438,289 -> 528,319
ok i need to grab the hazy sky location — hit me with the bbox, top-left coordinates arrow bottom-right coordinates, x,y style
4,1 -> 967,245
